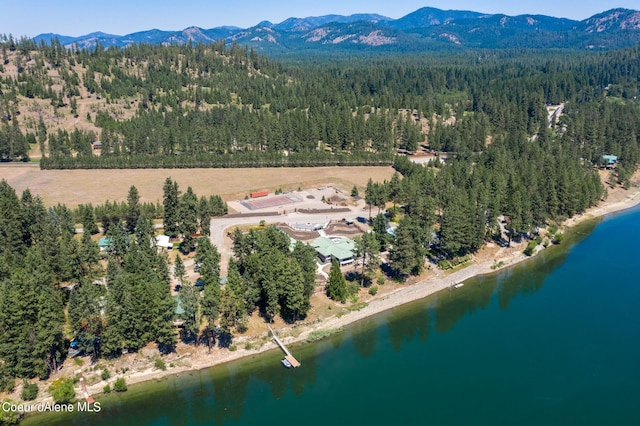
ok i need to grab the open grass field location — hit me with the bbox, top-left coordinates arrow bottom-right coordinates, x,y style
0,166 -> 395,207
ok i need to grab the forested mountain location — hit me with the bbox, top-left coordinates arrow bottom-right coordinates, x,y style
27,8 -> 640,52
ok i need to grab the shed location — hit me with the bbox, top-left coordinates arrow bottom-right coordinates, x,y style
251,190 -> 269,198
154,234 -> 172,249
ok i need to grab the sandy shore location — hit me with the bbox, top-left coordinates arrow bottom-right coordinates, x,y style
18,178 -> 640,407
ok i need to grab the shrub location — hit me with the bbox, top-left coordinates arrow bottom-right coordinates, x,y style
491,260 -> 505,270
154,358 -> 166,371
236,314 -> 249,333
49,377 -> 75,404
524,240 -> 538,256
306,327 -> 344,343
438,259 -> 453,270
101,368 -> 111,381
103,384 -> 111,394
229,345 -> 238,352
0,398 -> 21,425
554,232 -> 564,244
0,373 -> 15,393
73,358 -> 84,366
21,380 -> 38,401
113,378 -> 127,392
535,235 -> 543,245
347,282 -> 360,297
368,285 -> 378,296
377,276 -> 385,285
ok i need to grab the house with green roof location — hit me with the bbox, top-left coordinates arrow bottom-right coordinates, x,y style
601,155 -> 618,169
98,237 -> 112,251
312,236 -> 356,266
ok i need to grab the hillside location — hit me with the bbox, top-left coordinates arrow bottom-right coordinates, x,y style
1,37 -> 639,176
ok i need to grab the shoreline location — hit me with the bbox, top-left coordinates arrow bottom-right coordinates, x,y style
20,180 -> 640,411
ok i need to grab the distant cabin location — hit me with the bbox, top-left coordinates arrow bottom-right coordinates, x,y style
98,236 -> 130,251
98,237 -> 112,251
251,190 -> 269,198
601,155 -> 618,169
154,234 -> 172,250
92,141 -> 102,150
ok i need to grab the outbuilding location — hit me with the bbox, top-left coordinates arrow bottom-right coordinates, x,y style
154,234 -> 172,250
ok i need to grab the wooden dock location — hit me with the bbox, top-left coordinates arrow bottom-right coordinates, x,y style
268,326 -> 301,368
75,369 -> 95,403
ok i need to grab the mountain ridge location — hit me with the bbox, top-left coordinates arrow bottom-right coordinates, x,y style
31,7 -> 640,52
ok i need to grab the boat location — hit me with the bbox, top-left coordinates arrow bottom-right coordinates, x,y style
281,358 -> 292,368
454,282 -> 464,288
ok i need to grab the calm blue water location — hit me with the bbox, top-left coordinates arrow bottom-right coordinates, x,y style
25,206 -> 640,425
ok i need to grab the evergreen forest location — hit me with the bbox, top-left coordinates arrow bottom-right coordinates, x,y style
1,36 -> 640,400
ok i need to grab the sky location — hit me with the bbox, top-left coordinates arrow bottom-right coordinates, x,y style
1,0 -> 639,38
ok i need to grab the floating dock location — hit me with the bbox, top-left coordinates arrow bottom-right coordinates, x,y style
268,326 -> 301,368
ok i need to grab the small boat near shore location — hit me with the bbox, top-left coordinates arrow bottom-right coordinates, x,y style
454,282 -> 464,288
281,358 -> 293,368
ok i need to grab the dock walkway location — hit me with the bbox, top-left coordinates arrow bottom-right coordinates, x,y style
268,326 -> 301,368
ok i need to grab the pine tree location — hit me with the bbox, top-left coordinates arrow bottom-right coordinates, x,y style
125,185 -> 140,234
173,253 -> 186,285
389,218 -> 422,277
179,284 -> 199,344
201,277 -> 221,344
151,252 -> 176,353
162,178 -> 180,238
279,260 -> 306,321
178,186 -> 198,253
291,241 -> 316,313
197,196 -> 211,237
79,231 -> 100,278
326,259 -> 347,303
0,180 -> 27,262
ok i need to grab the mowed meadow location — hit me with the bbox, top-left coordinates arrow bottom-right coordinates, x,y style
0,166 -> 395,207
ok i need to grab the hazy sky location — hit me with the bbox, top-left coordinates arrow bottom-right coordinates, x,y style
2,0 -> 638,37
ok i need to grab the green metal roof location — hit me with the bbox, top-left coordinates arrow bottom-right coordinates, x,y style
312,236 -> 355,261
173,295 -> 185,316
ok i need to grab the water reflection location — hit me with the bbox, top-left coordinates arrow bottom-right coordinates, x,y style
290,347 -> 319,397
387,303 -> 431,351
351,319 -> 378,358
209,365 -> 250,424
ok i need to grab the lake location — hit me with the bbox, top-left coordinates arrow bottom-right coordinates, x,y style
24,206 -> 640,425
